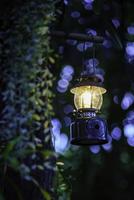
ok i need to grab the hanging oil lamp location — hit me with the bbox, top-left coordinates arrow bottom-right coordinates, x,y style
70,44 -> 108,145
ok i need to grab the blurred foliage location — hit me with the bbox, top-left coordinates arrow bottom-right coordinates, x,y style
0,0 -> 59,199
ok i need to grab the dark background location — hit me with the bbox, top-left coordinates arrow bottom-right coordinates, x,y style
1,0 -> 134,200
52,0 -> 134,200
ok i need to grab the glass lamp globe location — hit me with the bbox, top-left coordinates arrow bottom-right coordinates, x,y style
71,85 -> 106,111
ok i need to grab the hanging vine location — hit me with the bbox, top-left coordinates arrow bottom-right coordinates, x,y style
0,0 -> 58,199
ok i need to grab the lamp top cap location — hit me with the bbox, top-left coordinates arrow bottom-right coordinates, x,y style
71,73 -> 105,88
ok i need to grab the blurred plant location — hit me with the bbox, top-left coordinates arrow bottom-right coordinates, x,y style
0,0 -> 59,199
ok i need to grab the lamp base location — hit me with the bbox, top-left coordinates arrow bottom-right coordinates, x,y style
70,116 -> 108,145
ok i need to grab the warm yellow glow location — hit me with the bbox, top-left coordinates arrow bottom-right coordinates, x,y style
81,91 -> 92,108
71,85 -> 106,110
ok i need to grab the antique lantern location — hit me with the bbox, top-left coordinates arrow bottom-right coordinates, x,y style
70,73 -> 108,145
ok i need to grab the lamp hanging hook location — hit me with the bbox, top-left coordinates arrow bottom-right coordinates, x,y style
93,42 -> 96,74
82,41 -> 86,73
81,35 -> 97,76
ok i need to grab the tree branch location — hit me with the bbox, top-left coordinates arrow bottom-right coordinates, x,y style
50,30 -> 104,43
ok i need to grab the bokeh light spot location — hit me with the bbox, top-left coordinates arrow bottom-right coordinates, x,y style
51,118 -> 62,129
126,43 -> 134,56
102,143 -> 112,152
124,124 -> 134,138
111,127 -> 122,141
66,39 -> 77,46
84,0 -> 94,3
57,86 -> 67,93
127,137 -> 134,147
127,26 -> 134,35
64,104 -> 73,114
113,96 -> 119,104
58,79 -> 69,89
103,40 -> 112,48
121,92 -> 134,110
64,116 -> 71,127
112,18 -> 120,28
85,58 -> 99,69
71,11 -> 80,18
86,29 -> 97,36
90,145 -> 100,154
54,133 -> 69,153
84,3 -> 93,10
62,65 -> 74,75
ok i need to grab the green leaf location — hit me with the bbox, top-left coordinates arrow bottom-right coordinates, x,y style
32,178 -> 51,200
41,190 -> 51,200
37,165 -> 44,170
38,27 -> 49,35
8,158 -> 20,169
48,56 -> 55,64
32,114 -> 41,121
44,121 -> 49,128
2,137 -> 21,159
41,150 -> 55,158
56,162 -> 64,166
